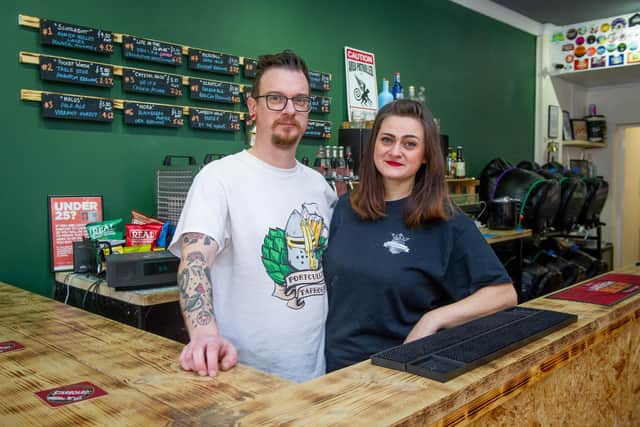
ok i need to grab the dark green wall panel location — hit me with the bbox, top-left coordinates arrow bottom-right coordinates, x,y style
1,0 -> 535,295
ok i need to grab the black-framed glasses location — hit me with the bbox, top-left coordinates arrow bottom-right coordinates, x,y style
254,94 -> 312,112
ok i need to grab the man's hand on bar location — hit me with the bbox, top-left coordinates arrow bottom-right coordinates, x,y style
179,331 -> 238,377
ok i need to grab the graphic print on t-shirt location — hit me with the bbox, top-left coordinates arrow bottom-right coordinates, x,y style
383,233 -> 411,254
261,203 -> 328,309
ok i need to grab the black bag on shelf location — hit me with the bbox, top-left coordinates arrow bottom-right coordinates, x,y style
534,251 -> 586,288
478,158 -> 513,203
554,177 -> 588,230
578,177 -> 609,226
493,168 -> 561,233
518,259 -> 562,303
561,248 -> 608,279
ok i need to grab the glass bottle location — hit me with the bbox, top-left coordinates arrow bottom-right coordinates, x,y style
455,146 -> 466,179
314,145 -> 324,175
378,78 -> 394,109
407,85 -> 416,101
345,146 -> 354,179
417,86 -> 426,105
391,72 -> 404,100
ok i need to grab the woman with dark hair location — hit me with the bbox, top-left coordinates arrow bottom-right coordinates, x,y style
324,100 -> 517,372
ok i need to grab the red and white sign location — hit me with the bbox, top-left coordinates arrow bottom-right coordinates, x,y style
48,195 -> 103,271
0,340 -> 25,354
35,381 -> 108,407
344,46 -> 378,122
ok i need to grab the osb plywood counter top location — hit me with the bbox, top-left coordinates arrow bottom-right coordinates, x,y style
2,265 -> 639,426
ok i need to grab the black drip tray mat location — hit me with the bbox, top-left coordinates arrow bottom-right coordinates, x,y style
371,306 -> 577,382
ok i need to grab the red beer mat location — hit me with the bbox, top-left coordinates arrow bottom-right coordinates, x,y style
0,341 -> 25,354
35,381 -> 108,408
547,273 -> 640,306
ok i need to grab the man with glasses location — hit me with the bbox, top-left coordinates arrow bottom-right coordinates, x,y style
169,50 -> 337,382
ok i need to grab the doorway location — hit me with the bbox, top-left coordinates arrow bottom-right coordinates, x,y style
615,124 -> 640,268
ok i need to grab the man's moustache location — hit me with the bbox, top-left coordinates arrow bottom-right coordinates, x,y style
272,119 -> 301,130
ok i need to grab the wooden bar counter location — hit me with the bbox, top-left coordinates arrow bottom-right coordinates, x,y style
2,265 -> 639,426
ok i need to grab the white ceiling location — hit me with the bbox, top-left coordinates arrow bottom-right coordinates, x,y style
491,0 -> 640,26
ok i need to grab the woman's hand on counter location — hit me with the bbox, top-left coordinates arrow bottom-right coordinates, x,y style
179,331 -> 238,377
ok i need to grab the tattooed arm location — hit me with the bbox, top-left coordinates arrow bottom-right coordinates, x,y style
177,232 -> 237,377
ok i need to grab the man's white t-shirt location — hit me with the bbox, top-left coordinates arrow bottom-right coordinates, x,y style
169,150 -> 337,382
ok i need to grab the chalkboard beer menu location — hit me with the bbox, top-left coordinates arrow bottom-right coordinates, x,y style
40,56 -> 114,88
309,71 -> 331,91
122,68 -> 182,97
41,93 -> 114,122
310,96 -> 331,114
40,19 -> 114,54
190,108 -> 241,131
304,120 -> 332,139
188,48 -> 240,75
189,78 -> 241,104
243,58 -> 258,78
123,102 -> 183,127
122,36 -> 182,65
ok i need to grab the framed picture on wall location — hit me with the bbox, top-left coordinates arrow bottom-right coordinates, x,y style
548,105 -> 560,139
571,119 -> 588,141
562,110 -> 572,140
48,195 -> 103,271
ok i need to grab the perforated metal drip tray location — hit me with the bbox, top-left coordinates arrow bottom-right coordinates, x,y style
371,307 -> 577,382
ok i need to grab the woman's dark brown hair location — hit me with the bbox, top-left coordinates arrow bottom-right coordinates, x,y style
350,99 -> 450,227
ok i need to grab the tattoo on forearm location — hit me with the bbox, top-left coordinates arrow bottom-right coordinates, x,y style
178,243 -> 215,329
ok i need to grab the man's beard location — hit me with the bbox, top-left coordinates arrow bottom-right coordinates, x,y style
271,118 -> 303,147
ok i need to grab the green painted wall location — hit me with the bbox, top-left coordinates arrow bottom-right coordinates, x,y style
1,0 -> 536,295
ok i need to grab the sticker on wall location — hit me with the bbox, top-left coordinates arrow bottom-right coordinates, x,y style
565,54 -> 575,63
566,28 -> 577,40
578,26 -> 587,35
552,32 -> 565,42
608,54 -> 624,66
630,41 -> 638,51
601,22 -> 611,32
576,36 -> 585,45
612,17 -> 626,30
574,59 -> 589,70
630,13 -> 640,27
591,56 -> 606,68
587,35 -> 596,44
607,43 -> 617,52
587,47 -> 596,56
575,45 -> 587,57
562,43 -> 575,51
597,35 -> 607,44
628,51 -> 640,63
589,26 -> 599,34
618,43 -> 627,52
597,46 -> 606,55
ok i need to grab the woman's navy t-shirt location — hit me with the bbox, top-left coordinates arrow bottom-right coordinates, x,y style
323,195 -> 512,372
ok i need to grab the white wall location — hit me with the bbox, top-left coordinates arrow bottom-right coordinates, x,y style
586,83 -> 640,254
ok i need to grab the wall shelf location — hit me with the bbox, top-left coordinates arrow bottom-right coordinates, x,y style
550,64 -> 640,88
562,140 -> 606,149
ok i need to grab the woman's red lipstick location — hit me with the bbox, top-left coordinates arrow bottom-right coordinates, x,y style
385,160 -> 403,167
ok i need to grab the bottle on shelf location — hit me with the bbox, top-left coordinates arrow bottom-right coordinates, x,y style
330,146 -> 339,180
446,148 -> 454,178
455,146 -> 466,179
407,85 -> 417,101
391,72 -> 404,100
449,149 -> 457,178
417,86 -> 426,105
314,145 -> 325,176
378,78 -> 394,109
344,146 -> 355,182
336,146 -> 346,181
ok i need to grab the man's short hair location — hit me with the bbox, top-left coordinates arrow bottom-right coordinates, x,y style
251,50 -> 310,97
